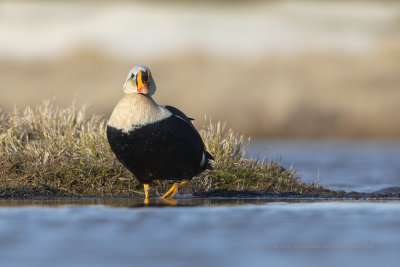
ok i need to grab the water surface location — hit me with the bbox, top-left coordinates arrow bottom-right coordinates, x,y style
0,199 -> 399,267
247,140 -> 400,192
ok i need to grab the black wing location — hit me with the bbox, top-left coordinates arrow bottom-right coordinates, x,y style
162,105 -> 214,169
161,105 -> 204,152
163,105 -> 195,123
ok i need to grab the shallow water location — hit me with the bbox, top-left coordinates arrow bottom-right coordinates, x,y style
0,199 -> 399,267
247,140 -> 400,192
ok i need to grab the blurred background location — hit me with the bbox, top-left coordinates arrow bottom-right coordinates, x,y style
1,0 -> 400,138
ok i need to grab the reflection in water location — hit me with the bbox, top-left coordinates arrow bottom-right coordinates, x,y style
0,198 -> 310,208
0,198 -> 398,209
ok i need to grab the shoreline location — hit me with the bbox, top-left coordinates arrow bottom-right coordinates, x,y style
1,188 -> 399,200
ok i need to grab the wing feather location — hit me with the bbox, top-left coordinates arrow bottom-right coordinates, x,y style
161,105 -> 214,169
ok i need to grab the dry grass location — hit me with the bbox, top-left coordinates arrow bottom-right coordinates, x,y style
0,100 -> 326,198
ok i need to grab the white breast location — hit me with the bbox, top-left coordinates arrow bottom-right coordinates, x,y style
108,93 -> 172,133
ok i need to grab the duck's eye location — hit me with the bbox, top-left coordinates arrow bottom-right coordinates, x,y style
130,73 -> 135,78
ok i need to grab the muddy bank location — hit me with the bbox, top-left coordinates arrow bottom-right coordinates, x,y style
193,189 -> 400,200
1,186 -> 399,200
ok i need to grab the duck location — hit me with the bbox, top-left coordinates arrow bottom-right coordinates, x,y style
107,65 -> 214,200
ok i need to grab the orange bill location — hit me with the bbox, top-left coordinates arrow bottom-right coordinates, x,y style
137,70 -> 149,94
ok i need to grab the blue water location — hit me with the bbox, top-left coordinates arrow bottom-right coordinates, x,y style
246,140 -> 400,192
0,200 -> 399,267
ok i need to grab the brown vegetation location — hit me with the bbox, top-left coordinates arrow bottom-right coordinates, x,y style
0,100 -> 326,198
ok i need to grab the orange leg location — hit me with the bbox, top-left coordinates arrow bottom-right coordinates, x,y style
161,180 -> 188,199
143,184 -> 150,199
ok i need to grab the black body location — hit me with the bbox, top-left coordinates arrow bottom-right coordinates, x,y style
107,106 -> 213,184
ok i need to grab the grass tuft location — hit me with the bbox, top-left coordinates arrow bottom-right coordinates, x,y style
0,99 -> 328,198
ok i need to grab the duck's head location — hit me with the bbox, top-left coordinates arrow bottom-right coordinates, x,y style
123,65 -> 156,96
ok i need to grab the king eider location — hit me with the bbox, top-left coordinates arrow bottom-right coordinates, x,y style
107,65 -> 214,199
